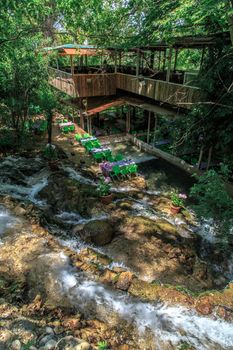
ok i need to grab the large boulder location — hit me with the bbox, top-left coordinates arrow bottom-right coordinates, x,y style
78,220 -> 113,246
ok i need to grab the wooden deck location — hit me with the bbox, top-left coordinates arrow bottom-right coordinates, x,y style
48,68 -> 201,109
116,73 -> 201,109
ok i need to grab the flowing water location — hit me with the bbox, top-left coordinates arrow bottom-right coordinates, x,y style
1,156 -> 233,349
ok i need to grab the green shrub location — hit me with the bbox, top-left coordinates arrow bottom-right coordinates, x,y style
190,164 -> 233,240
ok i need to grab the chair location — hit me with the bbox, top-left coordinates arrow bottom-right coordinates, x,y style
106,154 -> 114,162
69,124 -> 75,132
110,165 -> 121,179
129,164 -> 138,176
83,133 -> 90,139
63,118 -> 68,123
62,126 -> 69,134
114,153 -> 123,161
75,134 -> 82,141
93,152 -> 103,162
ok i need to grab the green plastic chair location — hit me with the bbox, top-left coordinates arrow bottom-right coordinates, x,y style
106,154 -> 114,162
62,126 -> 69,134
114,153 -> 123,161
69,124 -> 75,132
75,134 -> 82,141
110,165 -> 121,179
63,118 -> 68,123
83,133 -> 90,139
129,164 -> 138,175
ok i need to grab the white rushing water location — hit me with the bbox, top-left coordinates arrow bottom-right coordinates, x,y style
57,265 -> 233,350
62,166 -> 96,186
0,206 -> 19,235
0,157 -> 49,206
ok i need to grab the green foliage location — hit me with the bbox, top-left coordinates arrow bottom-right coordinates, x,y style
170,192 -> 187,208
97,341 -> 108,350
43,145 -> 58,160
97,177 -> 111,197
22,340 -> 36,350
190,165 -> 233,238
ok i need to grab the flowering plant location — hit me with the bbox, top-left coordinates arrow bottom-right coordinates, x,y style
171,192 -> 187,207
97,176 -> 111,197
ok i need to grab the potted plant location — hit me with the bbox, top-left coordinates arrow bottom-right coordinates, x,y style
170,192 -> 187,214
97,176 -> 113,204
43,144 -> 59,171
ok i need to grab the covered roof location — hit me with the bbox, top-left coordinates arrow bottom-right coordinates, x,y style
109,31 -> 231,52
44,44 -> 107,56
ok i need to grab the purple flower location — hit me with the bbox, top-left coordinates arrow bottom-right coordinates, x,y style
179,193 -> 187,199
104,176 -> 111,183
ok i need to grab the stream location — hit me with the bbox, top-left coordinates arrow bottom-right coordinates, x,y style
0,155 -> 233,349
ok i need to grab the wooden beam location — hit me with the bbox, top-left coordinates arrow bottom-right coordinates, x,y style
200,47 -> 206,70
162,49 -> 166,71
70,55 -> 74,76
166,46 -> 173,82
206,146 -> 213,171
89,116 -> 92,135
157,51 -> 161,70
173,48 -> 179,71
114,50 -> 117,73
136,49 -> 140,77
147,111 -> 151,144
152,114 -> 158,145
197,145 -> 204,169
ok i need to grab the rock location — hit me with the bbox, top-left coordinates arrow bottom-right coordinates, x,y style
14,205 -> 26,216
42,339 -> 57,350
39,335 -> 54,346
45,327 -> 54,335
117,345 -> 129,350
79,220 -> 113,246
75,341 -> 90,350
196,297 -> 213,315
116,272 -> 134,291
100,269 -> 118,284
63,317 -> 81,330
29,347 -> 38,350
11,340 -> 21,350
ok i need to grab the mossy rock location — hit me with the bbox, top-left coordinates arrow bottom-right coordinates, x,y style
79,220 -> 114,246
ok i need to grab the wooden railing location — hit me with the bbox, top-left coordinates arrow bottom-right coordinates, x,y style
116,73 -> 201,109
73,73 -> 116,97
48,68 -> 201,108
48,67 -> 76,97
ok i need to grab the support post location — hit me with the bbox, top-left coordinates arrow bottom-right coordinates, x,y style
162,49 -> 166,71
152,114 -> 158,145
166,46 -> 172,82
136,49 -> 140,77
70,55 -> 74,76
114,50 -> 117,73
126,108 -> 130,133
197,145 -> 204,170
80,114 -> 84,130
158,51 -> 161,70
206,146 -> 213,171
200,47 -> 206,70
85,54 -> 87,66
150,51 -> 155,69
173,48 -> 178,71
147,111 -> 151,144
89,116 -> 92,135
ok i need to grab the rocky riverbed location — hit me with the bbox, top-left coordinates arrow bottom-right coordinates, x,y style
1,153 -> 233,350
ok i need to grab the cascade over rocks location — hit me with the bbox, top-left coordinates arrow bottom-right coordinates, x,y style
38,172 -> 98,216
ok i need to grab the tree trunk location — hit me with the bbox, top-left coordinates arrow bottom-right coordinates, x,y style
47,111 -> 52,144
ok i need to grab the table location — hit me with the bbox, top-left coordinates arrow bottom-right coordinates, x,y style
90,146 -> 111,154
58,122 -> 74,129
80,137 -> 97,144
100,159 -> 134,175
